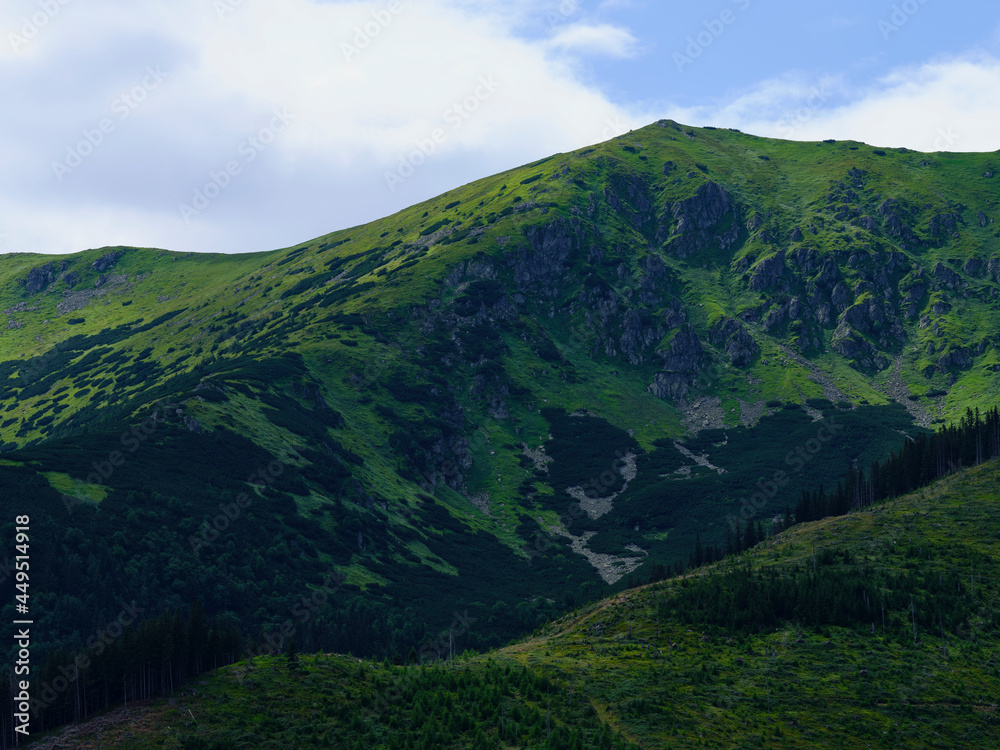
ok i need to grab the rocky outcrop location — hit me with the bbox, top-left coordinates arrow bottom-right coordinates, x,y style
928,211 -> 961,237
831,323 -> 889,370
932,262 -> 964,290
604,172 -> 654,232
987,257 -> 1000,282
637,254 -> 669,305
839,295 -> 906,350
964,257 -> 986,277
830,282 -> 853,313
762,304 -> 788,333
618,308 -> 659,365
508,218 -> 583,294
19,262 -> 68,294
648,324 -> 704,400
900,282 -> 926,319
661,181 -> 735,258
877,199 -> 921,248
662,296 -> 687,328
92,249 -> 127,272
748,251 -> 786,292
924,345 -> 973,376
709,317 -> 759,367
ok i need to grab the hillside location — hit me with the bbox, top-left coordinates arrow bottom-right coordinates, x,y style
24,457 -> 1000,749
3,120 -> 1000,693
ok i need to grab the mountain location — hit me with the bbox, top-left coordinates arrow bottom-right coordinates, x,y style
3,120 -> 1000,695
25,457 -> 1000,749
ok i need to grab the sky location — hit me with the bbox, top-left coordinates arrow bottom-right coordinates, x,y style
2,0 -> 1000,256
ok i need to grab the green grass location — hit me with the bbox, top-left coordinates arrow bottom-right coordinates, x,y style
33,458 -> 1000,749
6,119 -> 1000,700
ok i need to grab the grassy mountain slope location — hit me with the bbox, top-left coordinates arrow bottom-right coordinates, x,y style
29,458 -> 1000,749
2,120 -> 1000,663
503,458 -> 1000,748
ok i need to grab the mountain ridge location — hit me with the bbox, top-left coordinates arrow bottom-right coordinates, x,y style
3,119 -> 1000,708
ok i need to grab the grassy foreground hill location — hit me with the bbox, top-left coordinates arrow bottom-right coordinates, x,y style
3,120 -> 1000,724
25,457 -> 1000,749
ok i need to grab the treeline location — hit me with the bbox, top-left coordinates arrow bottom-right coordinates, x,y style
660,546 -> 981,636
640,408 -> 1000,637
1,599 -> 243,742
2,613 -> 640,750
633,406 -> 1000,588
795,406 -> 1000,523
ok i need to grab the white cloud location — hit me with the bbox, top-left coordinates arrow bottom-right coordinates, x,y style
6,2 -> 1000,260
547,22 -> 639,58
0,0 -> 643,255
665,55 -> 1000,152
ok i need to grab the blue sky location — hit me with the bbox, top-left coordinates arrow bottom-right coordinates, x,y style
2,0 -> 999,256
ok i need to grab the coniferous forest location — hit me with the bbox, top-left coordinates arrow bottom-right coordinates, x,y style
4,408 -> 1000,746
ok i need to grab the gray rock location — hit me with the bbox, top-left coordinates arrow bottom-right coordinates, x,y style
662,296 -> 688,328
19,262 -> 67,294
763,304 -> 788,333
932,262 -> 963,289
831,323 -> 889,370
648,324 -> 704,400
661,181 -> 733,258
831,282 -> 853,312
709,318 -> 759,367
749,251 -> 787,292
509,218 -> 583,293
92,249 -> 127,273
964,257 -> 986,277
989,257 -> 1000,283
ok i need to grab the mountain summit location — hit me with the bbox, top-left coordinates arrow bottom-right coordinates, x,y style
2,120 -> 999,671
